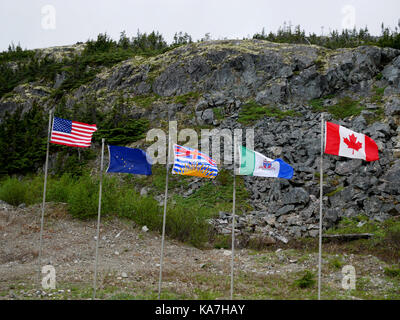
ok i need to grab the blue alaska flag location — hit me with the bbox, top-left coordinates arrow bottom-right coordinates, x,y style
107,145 -> 152,175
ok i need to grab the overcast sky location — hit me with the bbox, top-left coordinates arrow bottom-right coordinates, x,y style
1,0 -> 399,51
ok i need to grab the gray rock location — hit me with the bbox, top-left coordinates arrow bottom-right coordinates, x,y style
384,97 -> 400,117
335,160 -> 362,175
325,209 -> 339,226
256,81 -> 288,104
201,108 -> 214,124
282,188 -> 310,205
382,55 -> 400,86
276,205 -> 295,216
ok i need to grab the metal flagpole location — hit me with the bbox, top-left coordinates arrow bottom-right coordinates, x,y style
37,109 -> 53,287
230,164 -> 236,300
158,134 -> 170,300
318,113 -> 324,300
93,138 -> 105,299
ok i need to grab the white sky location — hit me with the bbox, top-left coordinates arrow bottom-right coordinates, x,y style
0,0 -> 399,51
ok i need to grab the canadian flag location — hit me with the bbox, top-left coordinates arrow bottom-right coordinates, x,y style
324,122 -> 379,162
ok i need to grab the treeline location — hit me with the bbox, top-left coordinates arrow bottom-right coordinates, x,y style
253,22 -> 400,49
0,93 -> 148,176
0,30 -> 192,99
1,23 -> 400,99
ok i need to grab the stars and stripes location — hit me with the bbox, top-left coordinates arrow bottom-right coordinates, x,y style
50,117 -> 97,148
172,144 -> 218,179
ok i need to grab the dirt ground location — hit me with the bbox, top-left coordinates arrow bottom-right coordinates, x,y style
0,202 -> 398,300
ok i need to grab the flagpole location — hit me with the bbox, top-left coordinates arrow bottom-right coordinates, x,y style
93,138 -> 105,299
158,134 -> 170,300
318,113 -> 324,300
230,165 -> 236,300
37,109 -> 53,287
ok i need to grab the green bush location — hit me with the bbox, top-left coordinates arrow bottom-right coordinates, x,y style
47,173 -> 75,203
329,257 -> 344,269
238,100 -> 300,125
23,175 -> 44,205
384,266 -> 400,278
173,92 -> 200,105
0,172 -> 228,248
67,174 -> 99,219
293,270 -> 316,289
0,177 -> 27,206
213,235 -> 231,249
310,96 -> 364,119
0,175 -> 43,206
166,203 -> 213,247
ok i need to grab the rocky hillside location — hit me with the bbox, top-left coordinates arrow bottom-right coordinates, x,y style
1,39 -> 400,243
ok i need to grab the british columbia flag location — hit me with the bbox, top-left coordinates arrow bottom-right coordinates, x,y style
172,144 -> 218,179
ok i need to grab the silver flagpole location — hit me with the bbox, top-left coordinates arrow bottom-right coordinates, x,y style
158,134 -> 170,300
230,165 -> 236,300
93,138 -> 105,299
318,113 -> 324,300
37,109 -> 53,287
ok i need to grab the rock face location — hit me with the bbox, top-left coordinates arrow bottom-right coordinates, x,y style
1,39 -> 400,243
84,41 -> 400,103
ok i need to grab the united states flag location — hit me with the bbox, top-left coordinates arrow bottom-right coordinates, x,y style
50,117 -> 97,148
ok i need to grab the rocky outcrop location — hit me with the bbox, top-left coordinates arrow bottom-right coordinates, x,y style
1,39 -> 400,243
83,40 -> 400,103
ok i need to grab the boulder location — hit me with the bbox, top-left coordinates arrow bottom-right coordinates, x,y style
282,188 -> 310,205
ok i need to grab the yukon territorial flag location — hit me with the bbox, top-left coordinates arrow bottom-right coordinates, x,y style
50,117 -> 97,148
172,144 -> 218,179
238,145 -> 294,179
324,121 -> 379,161
107,145 -> 152,175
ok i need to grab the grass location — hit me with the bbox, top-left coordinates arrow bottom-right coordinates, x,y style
384,266 -> 400,278
329,256 -> 345,269
326,186 -> 344,197
370,86 -> 386,104
318,215 -> 400,264
0,166 -> 252,248
130,93 -> 161,108
128,91 -> 201,109
213,234 -> 231,249
213,108 -> 224,120
238,100 -> 301,125
3,248 -> 400,300
173,91 -> 201,105
0,173 -> 213,248
310,96 -> 364,119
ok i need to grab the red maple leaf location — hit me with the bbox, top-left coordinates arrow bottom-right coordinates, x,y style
343,134 -> 363,154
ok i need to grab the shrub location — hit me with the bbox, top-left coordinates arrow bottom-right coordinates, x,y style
173,92 -> 200,105
23,175 -> 44,205
384,266 -> 400,278
293,270 -> 316,289
329,257 -> 344,269
238,100 -> 300,125
166,203 -> 213,247
213,235 -> 231,249
310,96 -> 364,119
47,173 -> 75,203
0,172 -> 225,248
67,174 -> 99,219
0,177 -> 27,206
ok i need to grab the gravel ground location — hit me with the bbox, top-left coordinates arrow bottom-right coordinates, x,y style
0,202 -> 398,300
